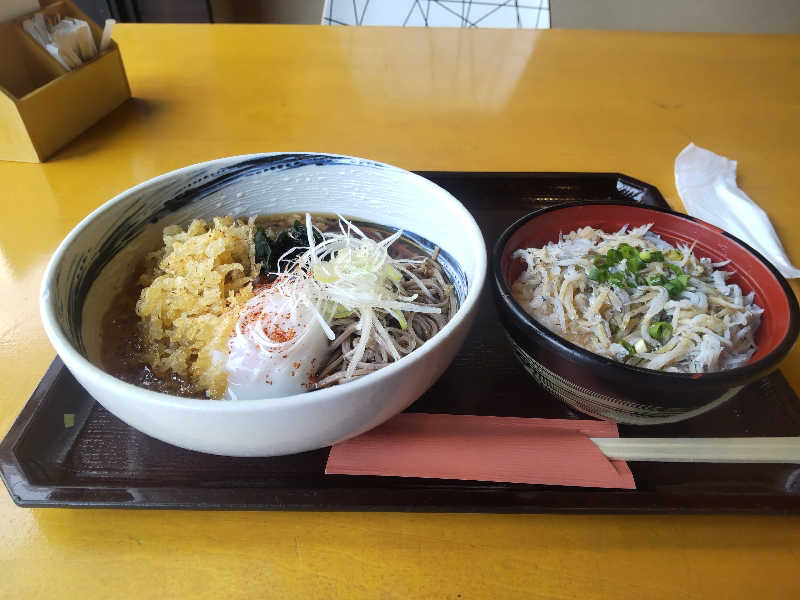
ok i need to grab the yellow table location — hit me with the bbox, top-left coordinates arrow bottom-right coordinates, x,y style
1,24 -> 799,599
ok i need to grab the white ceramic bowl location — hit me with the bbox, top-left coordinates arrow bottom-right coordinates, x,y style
40,153 -> 486,456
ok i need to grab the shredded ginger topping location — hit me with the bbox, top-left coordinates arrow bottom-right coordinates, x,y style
257,214 -> 442,379
510,224 -> 763,373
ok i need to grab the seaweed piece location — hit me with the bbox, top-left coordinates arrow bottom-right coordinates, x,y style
254,226 -> 272,275
255,221 -> 324,276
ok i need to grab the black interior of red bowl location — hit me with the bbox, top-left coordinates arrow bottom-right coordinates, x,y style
500,203 -> 798,367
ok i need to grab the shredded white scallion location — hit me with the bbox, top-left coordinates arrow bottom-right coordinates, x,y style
258,214 -> 442,378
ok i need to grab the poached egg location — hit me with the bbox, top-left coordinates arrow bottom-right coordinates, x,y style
223,283 -> 329,400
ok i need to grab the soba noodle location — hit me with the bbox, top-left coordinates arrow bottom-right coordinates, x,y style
315,249 -> 457,388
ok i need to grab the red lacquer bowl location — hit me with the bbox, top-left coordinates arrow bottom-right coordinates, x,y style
491,202 -> 800,424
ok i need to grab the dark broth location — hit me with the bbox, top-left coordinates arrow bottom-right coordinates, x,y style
100,267 -> 198,397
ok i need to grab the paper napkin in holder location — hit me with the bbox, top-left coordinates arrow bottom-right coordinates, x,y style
675,143 -> 800,278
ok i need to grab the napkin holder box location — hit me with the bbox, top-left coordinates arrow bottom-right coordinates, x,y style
0,0 -> 130,163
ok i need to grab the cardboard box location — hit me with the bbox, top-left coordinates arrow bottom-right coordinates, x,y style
0,0 -> 130,162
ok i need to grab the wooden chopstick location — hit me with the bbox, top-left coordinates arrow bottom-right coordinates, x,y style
591,437 -> 800,463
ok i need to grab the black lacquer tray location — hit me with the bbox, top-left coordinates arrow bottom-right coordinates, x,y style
2,172 -> 799,512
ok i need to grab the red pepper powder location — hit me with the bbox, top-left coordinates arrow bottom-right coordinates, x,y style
264,323 -> 296,343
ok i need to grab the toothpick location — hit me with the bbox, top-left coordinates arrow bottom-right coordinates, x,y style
99,18 -> 115,52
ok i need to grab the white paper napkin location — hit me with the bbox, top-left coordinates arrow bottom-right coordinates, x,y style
22,13 -> 98,71
675,143 -> 800,279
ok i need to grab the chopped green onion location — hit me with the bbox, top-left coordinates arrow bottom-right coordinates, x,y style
332,304 -> 352,319
592,255 -> 608,268
606,249 -> 622,265
389,309 -> 408,330
665,262 -> 683,276
64,413 -> 75,428
626,256 -> 644,273
618,243 -> 637,260
666,249 -> 683,261
620,340 -> 635,355
648,274 -> 667,286
634,339 -> 648,354
607,272 -> 628,287
384,264 -> 403,282
610,324 -> 619,336
677,274 -> 690,287
313,262 -> 338,283
635,274 -> 648,286
588,268 -> 608,282
663,280 -> 677,295
663,279 -> 684,297
648,321 -> 674,343
639,250 -> 663,263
